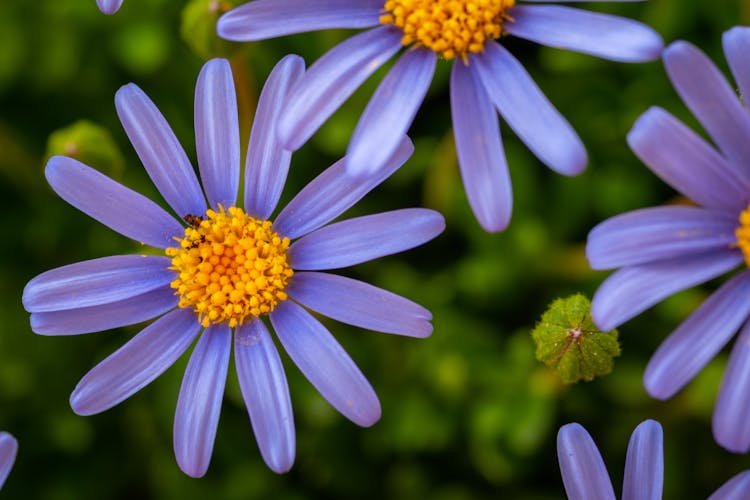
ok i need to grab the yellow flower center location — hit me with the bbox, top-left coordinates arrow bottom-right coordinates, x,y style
380,0 -> 515,60
736,205 -> 750,267
166,206 -> 293,328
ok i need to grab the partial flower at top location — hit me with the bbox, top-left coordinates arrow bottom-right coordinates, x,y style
0,433 -> 17,491
557,420 -> 750,499
586,27 -> 750,454
217,0 -> 663,232
22,56 -> 444,477
97,0 -> 123,15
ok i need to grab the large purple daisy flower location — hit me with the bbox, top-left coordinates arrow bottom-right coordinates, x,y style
586,28 -> 750,453
557,420 -> 750,499
97,0 -> 123,15
22,56 -> 444,477
217,0 -> 663,232
0,433 -> 17,490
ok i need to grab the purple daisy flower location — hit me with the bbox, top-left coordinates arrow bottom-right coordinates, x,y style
97,0 -> 123,15
586,28 -> 750,453
0,433 -> 17,490
217,0 -> 664,232
22,56 -> 444,477
557,420 -> 750,499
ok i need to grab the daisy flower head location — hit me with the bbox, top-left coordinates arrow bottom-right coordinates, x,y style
22,56 -> 444,477
557,420 -> 750,500
97,0 -> 123,15
0,433 -> 17,490
217,0 -> 664,232
586,27 -> 750,453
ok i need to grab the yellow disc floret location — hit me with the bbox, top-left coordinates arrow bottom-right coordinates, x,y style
737,205 -> 750,267
380,0 -> 515,60
166,206 -> 293,328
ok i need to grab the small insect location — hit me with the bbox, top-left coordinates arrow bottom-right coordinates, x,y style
183,214 -> 204,229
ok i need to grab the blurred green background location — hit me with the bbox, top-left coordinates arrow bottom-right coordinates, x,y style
2,0 -> 750,498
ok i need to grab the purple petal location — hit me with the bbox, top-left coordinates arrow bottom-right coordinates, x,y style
31,287 -> 178,336
174,325 -> 231,478
289,209 -> 444,270
277,26 -> 402,151
644,270 -> 750,400
0,433 -> 17,490
217,0 -> 382,41
270,300 -> 380,426
287,271 -> 432,338
557,423 -> 616,500
622,420 -> 663,500
587,206 -> 738,270
235,320 -> 295,473
115,84 -> 206,218
664,41 -> 750,178
709,471 -> 750,500
505,5 -> 663,62
346,49 -> 436,177
713,319 -> 750,453
70,308 -> 201,415
723,27 -> 750,105
244,55 -> 305,219
450,59 -> 513,232
592,250 -> 743,331
627,107 -> 750,212
96,0 -> 123,15
195,59 -> 240,210
45,156 -> 184,248
474,41 -> 587,176
273,137 -> 413,239
23,255 -> 174,313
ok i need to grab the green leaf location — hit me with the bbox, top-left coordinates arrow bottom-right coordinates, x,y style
531,294 -> 620,384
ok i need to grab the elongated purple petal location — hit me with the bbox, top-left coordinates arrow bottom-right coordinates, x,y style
277,26 -> 402,151
116,84 -> 206,217
23,255 -> 174,313
450,59 -> 512,232
45,156 -> 184,248
506,5 -> 663,62
244,55 -> 305,219
644,270 -> 750,400
31,287 -> 177,336
273,137 -> 413,239
587,206 -> 738,270
97,0 -> 123,15
713,320 -> 750,453
622,420 -> 663,500
217,0 -> 382,41
723,27 -> 750,104
664,41 -> 750,177
474,41 -> 587,175
287,271 -> 432,337
0,433 -> 17,490
557,423 -> 616,500
709,471 -> 750,500
174,325 -> 231,478
346,49 -> 436,177
70,308 -> 201,415
592,250 -> 743,331
270,301 -> 380,426
195,59 -> 239,210
627,107 -> 750,212
289,209 -> 444,270
235,320 -> 295,473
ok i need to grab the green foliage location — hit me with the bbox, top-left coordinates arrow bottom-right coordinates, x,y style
45,120 -> 125,178
181,0 -> 240,60
532,294 -> 620,384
